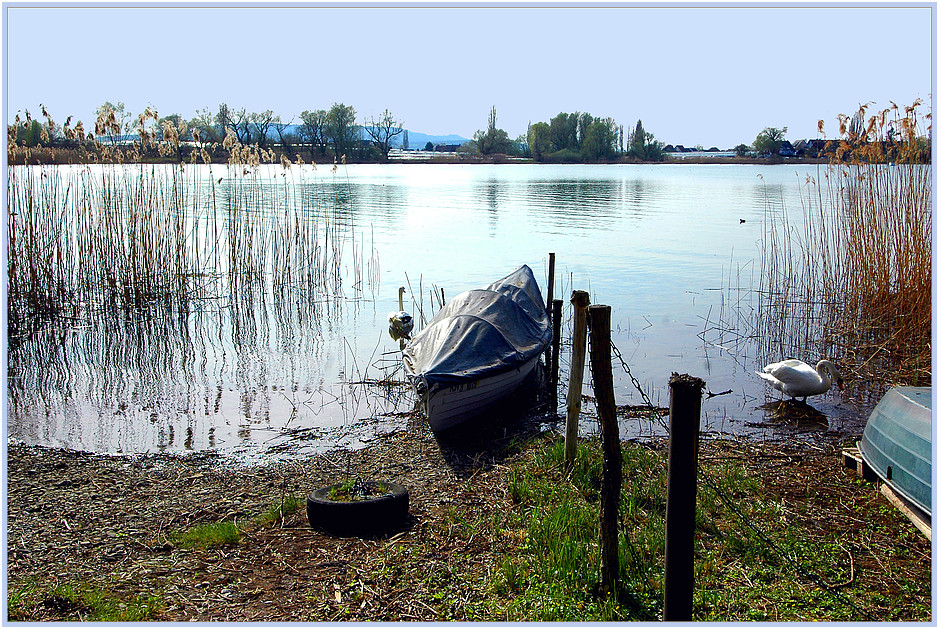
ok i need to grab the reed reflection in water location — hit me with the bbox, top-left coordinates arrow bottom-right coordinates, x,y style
8,284 -> 410,455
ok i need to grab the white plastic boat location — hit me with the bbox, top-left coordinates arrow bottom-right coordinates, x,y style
402,265 -> 552,434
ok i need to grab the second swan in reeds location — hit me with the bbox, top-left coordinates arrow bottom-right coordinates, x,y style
758,359 -> 844,401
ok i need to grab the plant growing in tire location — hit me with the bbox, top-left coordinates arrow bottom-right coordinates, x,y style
307,478 -> 409,537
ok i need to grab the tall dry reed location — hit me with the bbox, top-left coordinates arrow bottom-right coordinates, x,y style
7,121 -> 378,339
759,101 -> 931,393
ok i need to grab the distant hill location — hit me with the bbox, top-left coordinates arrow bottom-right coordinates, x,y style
393,131 -> 471,149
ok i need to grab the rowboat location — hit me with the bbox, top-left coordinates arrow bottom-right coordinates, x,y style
402,265 -> 552,434
857,387 -> 932,517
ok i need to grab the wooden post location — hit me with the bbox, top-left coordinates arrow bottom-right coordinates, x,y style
589,305 -> 621,597
545,252 -> 556,320
543,253 -> 556,381
549,299 -> 562,408
564,290 -> 590,468
663,373 -> 705,622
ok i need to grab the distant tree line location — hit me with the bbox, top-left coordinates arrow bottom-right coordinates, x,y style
9,100 -> 930,165
9,101 -> 671,165
191,102 -> 406,161
745,104 -> 930,163
9,101 -> 407,164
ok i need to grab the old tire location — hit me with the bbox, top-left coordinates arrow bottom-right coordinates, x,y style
307,481 -> 409,537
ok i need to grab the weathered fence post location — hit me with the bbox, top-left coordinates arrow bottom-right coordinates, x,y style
588,305 -> 621,597
549,299 -> 562,408
663,373 -> 705,621
545,252 -> 556,319
564,290 -> 591,468
543,253 -> 557,394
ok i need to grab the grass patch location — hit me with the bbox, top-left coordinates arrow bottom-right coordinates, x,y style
486,436 -> 665,621
691,443 -> 930,621
7,580 -> 163,621
472,434 -> 930,622
8,431 -> 929,622
176,520 -> 243,549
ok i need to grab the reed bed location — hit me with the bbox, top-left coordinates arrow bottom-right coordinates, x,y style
7,131 -> 379,340
757,101 -> 931,395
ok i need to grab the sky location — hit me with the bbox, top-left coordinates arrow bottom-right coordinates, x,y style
4,3 -> 935,149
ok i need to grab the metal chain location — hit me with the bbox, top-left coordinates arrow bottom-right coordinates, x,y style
609,339 -> 669,431
581,334 -> 659,618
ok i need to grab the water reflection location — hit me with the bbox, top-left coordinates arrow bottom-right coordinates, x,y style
760,399 -> 829,425
8,163 -> 874,458
356,183 -> 410,228
525,179 -> 622,228
7,283 -> 401,454
477,181 -> 503,234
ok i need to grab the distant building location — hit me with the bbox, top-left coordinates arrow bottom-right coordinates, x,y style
792,139 -> 831,158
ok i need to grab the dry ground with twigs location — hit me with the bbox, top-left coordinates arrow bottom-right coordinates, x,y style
6,420 -> 530,621
5,415 -> 932,622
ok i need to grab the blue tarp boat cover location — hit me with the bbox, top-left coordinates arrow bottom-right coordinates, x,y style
403,265 -> 551,392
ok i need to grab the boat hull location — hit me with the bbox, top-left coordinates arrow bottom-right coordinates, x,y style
417,356 -> 539,433
858,387 -> 932,516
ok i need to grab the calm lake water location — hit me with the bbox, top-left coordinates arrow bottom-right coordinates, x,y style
7,162 -> 868,460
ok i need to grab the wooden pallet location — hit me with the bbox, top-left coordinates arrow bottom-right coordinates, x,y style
842,447 -> 932,541
881,483 -> 932,539
841,447 -> 881,483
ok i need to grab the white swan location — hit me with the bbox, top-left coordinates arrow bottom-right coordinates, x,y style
757,359 -> 844,401
388,286 -> 413,342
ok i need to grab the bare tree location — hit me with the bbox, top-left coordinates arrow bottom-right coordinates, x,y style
299,109 -> 329,157
94,101 -> 132,144
216,104 -> 250,144
275,117 -> 297,153
249,110 -> 279,148
364,109 -> 404,160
